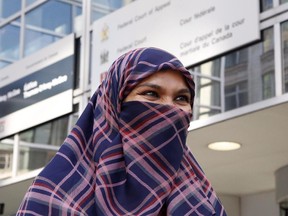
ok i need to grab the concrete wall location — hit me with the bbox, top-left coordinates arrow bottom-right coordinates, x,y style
241,190 -> 279,216
219,194 -> 241,216
0,179 -> 33,215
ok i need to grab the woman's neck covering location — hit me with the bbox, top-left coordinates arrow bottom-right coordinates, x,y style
17,47 -> 227,215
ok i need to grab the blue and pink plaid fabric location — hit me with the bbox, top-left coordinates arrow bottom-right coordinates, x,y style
17,47 -> 227,215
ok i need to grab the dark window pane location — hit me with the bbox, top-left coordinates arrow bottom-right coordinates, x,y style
260,0 -> 273,12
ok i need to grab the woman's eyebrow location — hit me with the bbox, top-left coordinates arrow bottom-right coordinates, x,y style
136,83 -> 191,95
136,83 -> 161,90
178,88 -> 191,95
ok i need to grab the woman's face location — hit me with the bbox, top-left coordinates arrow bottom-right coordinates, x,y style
124,70 -> 192,113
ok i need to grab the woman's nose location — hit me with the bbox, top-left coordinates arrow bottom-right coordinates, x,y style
161,97 -> 174,106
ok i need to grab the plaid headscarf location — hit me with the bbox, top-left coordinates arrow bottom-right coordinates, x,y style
17,47 -> 227,215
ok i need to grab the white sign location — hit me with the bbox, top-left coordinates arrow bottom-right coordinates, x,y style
92,0 -> 260,92
0,34 -> 75,139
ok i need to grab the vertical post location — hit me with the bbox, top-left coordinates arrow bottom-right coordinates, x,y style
12,134 -> 20,177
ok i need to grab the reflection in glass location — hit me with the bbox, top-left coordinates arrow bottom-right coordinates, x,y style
25,0 -> 37,6
189,60 -> 221,120
24,0 -> 72,56
0,137 -> 14,180
225,82 -> 248,111
197,60 -> 221,77
17,116 -> 70,175
0,60 -> 10,69
19,115 -> 69,147
0,21 -> 20,61
25,0 -> 72,34
18,146 -> 57,175
91,0 -> 133,23
196,77 -> 221,107
260,0 -> 273,12
224,28 -> 275,111
0,0 -> 21,19
24,29 -> 61,56
281,21 -> 288,93
196,107 -> 221,120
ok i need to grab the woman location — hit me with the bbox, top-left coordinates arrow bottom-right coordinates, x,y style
17,47 -> 227,215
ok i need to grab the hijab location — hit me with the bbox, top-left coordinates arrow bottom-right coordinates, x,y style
17,47 -> 227,215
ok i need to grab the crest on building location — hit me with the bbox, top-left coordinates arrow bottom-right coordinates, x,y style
101,23 -> 109,41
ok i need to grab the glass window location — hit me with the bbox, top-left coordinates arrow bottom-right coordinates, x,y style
225,82 -> 248,111
260,0 -> 273,12
19,115 -> 69,147
18,146 -> 57,174
224,28 -> 275,111
91,0 -> 133,23
0,136 -> 14,180
74,37 -> 81,89
263,28 -> 274,53
0,59 -> 10,69
196,59 -> 221,77
0,20 -> 20,61
24,29 -> 61,56
196,77 -> 221,107
196,107 -> 221,120
74,6 -> 83,33
280,0 -> 288,5
25,0 -> 37,6
24,0 -> 72,56
281,21 -> 288,93
225,48 -> 248,68
262,72 -> 275,99
0,0 -> 21,19
189,59 -> 221,120
17,115 -> 70,175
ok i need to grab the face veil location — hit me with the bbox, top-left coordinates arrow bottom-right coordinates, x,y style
17,47 -> 227,216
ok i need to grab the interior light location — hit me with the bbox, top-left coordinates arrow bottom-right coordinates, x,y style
208,141 -> 241,151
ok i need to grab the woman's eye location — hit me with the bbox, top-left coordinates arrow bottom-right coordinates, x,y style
141,91 -> 159,98
175,95 -> 190,103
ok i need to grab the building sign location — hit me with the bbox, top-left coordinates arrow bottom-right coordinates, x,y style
92,0 -> 260,92
0,34 -> 75,139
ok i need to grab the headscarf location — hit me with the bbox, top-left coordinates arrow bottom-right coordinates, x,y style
17,47 -> 227,215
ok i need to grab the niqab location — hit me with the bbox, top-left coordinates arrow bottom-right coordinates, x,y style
17,47 -> 226,215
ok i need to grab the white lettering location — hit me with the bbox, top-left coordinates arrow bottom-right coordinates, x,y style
24,81 -> 38,91
7,88 -> 21,98
0,95 -> 7,102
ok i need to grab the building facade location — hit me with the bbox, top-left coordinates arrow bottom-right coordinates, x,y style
0,0 -> 288,215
